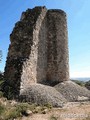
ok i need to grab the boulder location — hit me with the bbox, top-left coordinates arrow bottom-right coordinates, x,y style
55,81 -> 90,102
19,84 -> 66,107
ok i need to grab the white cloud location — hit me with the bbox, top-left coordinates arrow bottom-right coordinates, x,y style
70,71 -> 90,78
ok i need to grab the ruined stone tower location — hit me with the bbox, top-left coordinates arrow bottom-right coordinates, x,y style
4,6 -> 69,98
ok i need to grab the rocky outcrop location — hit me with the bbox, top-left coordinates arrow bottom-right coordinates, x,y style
55,81 -> 90,102
19,84 -> 66,107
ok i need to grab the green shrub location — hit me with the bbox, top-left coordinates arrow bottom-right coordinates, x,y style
1,103 -> 30,120
44,103 -> 52,109
72,80 -> 85,86
4,108 -> 20,120
50,115 -> 58,120
0,72 -> 4,80
16,103 -> 29,114
0,103 -> 5,115
0,79 -> 4,91
0,91 -> 3,98
0,103 -> 29,120
85,80 -> 90,90
0,101 -> 52,119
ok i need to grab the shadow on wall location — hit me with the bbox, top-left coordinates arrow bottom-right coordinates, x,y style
37,12 -> 59,86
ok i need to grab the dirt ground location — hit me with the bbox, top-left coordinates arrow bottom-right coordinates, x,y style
21,102 -> 90,120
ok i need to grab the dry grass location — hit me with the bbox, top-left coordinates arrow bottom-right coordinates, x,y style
0,95 -> 90,120
21,102 -> 90,120
0,97 -> 52,120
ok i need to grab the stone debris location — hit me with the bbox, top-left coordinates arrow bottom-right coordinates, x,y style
25,110 -> 33,116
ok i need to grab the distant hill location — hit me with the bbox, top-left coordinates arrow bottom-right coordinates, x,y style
71,77 -> 90,81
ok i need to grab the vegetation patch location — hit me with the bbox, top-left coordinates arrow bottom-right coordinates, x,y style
0,103 -> 5,115
71,80 -> 85,87
0,96 -> 52,120
50,115 -> 58,120
85,80 -> 90,90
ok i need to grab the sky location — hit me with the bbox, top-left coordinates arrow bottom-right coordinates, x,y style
0,0 -> 90,78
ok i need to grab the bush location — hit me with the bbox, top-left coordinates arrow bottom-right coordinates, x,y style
0,72 -> 4,80
71,80 -> 85,86
50,115 -> 58,120
0,103 -> 5,115
44,103 -> 52,109
0,91 -> 3,98
15,103 -> 30,116
0,72 -> 4,92
3,108 -> 21,120
0,100 -> 52,119
0,103 -> 30,120
85,80 -> 90,90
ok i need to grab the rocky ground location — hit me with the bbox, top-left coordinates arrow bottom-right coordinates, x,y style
20,102 -> 90,120
0,73 -> 90,120
0,96 -> 90,120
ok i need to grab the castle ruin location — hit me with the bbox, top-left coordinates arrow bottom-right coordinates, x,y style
4,6 -> 69,98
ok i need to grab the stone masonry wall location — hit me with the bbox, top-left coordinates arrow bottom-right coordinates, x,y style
4,7 -> 47,98
20,7 -> 47,90
4,6 -> 69,98
46,10 -> 69,84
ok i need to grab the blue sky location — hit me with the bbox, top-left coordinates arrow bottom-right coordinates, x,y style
0,0 -> 90,78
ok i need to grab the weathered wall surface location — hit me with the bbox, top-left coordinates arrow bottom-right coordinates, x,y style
4,7 -> 47,97
20,7 -> 47,90
4,6 -> 69,98
46,10 -> 69,84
